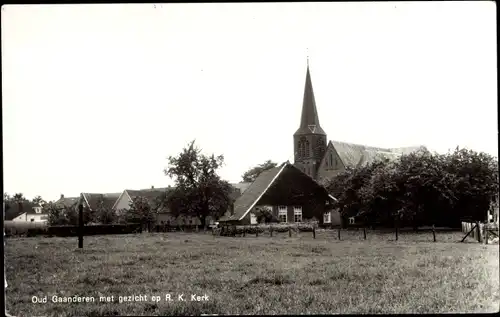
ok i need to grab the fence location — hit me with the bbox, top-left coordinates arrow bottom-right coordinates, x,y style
461,221 -> 499,243
213,223 -> 452,242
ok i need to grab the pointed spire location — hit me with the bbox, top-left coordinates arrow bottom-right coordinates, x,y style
294,59 -> 326,136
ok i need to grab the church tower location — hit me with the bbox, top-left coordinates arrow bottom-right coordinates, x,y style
293,61 -> 327,179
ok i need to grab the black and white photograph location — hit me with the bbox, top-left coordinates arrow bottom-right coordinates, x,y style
2,2 -> 499,316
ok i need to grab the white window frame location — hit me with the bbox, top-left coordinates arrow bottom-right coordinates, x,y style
349,217 -> 355,225
250,213 -> 258,224
324,211 -> 331,224
278,206 -> 287,223
294,206 -> 302,223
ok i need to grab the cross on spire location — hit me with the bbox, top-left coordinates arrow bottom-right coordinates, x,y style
306,48 -> 309,67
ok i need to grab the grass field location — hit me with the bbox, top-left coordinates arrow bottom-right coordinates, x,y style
4,230 -> 499,316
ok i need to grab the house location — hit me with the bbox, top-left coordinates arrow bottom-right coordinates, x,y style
218,162 -> 340,226
4,202 -> 48,223
112,187 -> 187,226
293,62 -> 426,185
113,184 -> 252,227
54,194 -> 80,209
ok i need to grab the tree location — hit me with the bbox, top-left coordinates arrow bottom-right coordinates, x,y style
164,140 -> 233,229
254,206 -> 278,223
12,193 -> 28,205
44,202 -> 78,226
325,146 -> 499,229
444,147 -> 499,223
44,202 -> 67,226
94,197 -> 118,224
32,195 -> 46,206
126,196 -> 156,231
241,160 -> 278,183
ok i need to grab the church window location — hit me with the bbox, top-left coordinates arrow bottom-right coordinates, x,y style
304,140 -> 310,157
314,138 -> 326,158
298,137 -> 307,158
330,153 -> 334,168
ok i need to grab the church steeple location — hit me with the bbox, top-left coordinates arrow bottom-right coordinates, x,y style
293,59 -> 328,180
294,63 -> 326,136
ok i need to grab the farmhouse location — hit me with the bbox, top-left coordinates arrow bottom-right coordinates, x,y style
218,162 -> 340,226
4,202 -> 47,223
293,62 -> 426,185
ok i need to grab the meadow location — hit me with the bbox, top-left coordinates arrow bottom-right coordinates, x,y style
4,230 -> 499,316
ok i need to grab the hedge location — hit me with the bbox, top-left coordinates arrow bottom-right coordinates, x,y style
6,223 -> 143,237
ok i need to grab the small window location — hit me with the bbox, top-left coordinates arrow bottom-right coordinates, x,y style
294,206 -> 302,223
324,211 -> 331,223
250,213 -> 258,224
278,206 -> 287,223
30,219 -> 35,222
349,217 -> 355,225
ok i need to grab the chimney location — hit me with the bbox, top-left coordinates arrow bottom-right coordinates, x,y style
60,194 -> 64,200
151,186 -> 154,189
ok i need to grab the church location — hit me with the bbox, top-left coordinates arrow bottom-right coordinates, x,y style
217,62 -> 425,226
293,62 -> 425,185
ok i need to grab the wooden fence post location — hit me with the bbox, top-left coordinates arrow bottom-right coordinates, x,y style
243,227 -> 246,237
485,224 -> 489,244
432,224 -> 436,242
256,226 -> 259,237
476,221 -> 482,243
338,228 -> 341,240
270,226 -> 273,237
395,220 -> 399,241
288,227 -> 292,238
363,227 -> 367,240
313,227 -> 316,239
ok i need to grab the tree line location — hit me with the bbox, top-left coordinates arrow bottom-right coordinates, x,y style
326,147 -> 499,228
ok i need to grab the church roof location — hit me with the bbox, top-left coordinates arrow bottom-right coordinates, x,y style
294,64 -> 326,136
330,140 -> 426,168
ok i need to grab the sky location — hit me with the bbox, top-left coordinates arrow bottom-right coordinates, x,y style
2,2 -> 497,202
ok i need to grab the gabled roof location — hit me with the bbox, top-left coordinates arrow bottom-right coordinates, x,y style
4,202 -> 43,220
116,188 -> 172,209
54,197 -> 80,210
219,164 -> 286,222
330,140 -> 426,169
219,163 -> 335,222
81,192 -> 122,211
